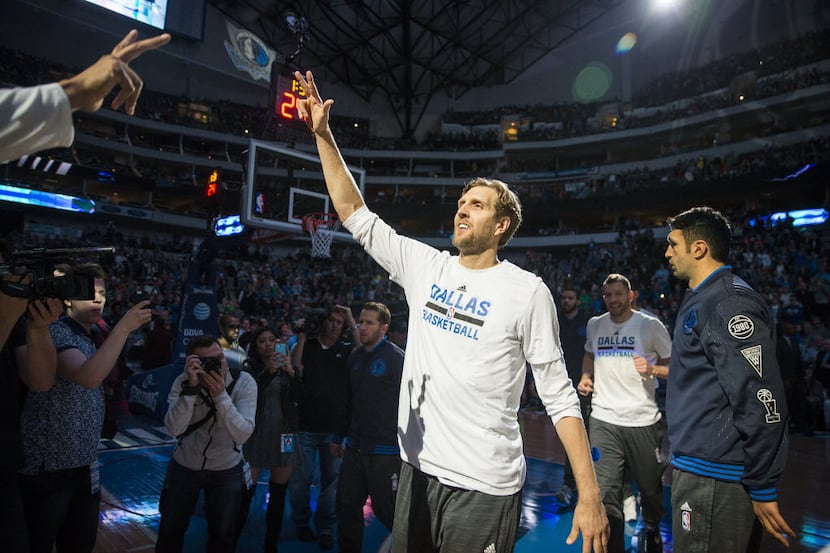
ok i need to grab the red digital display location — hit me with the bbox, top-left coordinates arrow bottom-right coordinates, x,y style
206,168 -> 220,198
271,62 -> 307,124
279,78 -> 307,120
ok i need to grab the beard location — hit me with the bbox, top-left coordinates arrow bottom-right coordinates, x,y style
452,224 -> 495,256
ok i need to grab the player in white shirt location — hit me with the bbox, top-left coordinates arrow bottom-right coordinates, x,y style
578,274 -> 672,553
294,70 -> 609,553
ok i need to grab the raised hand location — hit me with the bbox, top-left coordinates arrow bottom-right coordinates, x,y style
60,29 -> 171,114
294,70 -> 335,136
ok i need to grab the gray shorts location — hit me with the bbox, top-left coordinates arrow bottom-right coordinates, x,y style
391,462 -> 522,553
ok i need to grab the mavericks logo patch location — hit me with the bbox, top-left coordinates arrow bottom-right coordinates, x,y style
727,314 -> 755,340
682,307 -> 697,335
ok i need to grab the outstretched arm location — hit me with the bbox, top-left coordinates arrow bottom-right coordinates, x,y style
294,71 -> 365,222
0,30 -> 170,163
60,29 -> 171,114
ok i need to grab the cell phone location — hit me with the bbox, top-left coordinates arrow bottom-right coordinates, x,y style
274,342 -> 287,355
131,289 -> 146,305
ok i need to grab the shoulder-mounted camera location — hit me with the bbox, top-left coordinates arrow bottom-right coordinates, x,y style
0,247 -> 114,301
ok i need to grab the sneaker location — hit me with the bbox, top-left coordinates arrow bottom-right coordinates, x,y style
637,528 -> 663,553
623,494 -> 638,522
296,526 -> 315,542
318,533 -> 335,550
554,484 -> 576,512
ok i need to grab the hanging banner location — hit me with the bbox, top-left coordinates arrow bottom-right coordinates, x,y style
224,19 -> 276,82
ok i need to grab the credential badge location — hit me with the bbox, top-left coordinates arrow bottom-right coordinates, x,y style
727,314 -> 755,340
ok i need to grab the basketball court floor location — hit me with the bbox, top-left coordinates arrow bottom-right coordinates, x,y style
92,411 -> 829,553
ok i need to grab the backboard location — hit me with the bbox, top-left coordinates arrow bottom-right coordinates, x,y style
240,139 -> 365,239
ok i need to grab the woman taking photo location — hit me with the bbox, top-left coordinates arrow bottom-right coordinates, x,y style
240,326 -> 301,552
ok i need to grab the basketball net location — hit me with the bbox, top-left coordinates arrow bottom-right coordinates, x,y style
302,213 -> 341,258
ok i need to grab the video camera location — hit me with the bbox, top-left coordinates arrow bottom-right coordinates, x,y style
0,247 -> 115,301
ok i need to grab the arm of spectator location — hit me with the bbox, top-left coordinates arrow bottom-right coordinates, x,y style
213,372 -> 257,445
58,301 -> 152,389
337,304 -> 360,349
16,298 -> 63,391
0,84 -> 73,163
164,369 -> 199,436
0,30 -> 169,163
291,328 -> 307,375
59,29 -> 171,114
295,70 -> 366,222
0,281 -> 30,351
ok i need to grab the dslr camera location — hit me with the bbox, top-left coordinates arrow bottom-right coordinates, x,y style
0,247 -> 114,301
199,356 -> 222,374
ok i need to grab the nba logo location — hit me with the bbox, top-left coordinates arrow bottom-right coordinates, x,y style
681,509 -> 691,531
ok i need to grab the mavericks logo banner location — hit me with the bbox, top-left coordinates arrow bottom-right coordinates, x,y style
224,19 -> 276,82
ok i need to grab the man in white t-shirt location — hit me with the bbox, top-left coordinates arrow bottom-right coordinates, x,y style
293,70 -> 609,553
578,273 -> 671,553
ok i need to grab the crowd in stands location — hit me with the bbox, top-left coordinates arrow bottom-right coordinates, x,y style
633,27 -> 830,107
509,137 -> 830,202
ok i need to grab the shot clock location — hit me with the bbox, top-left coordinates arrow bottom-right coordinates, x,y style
270,61 -> 307,125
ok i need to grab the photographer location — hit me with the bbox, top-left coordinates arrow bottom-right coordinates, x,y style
0,271 -> 62,553
17,262 -> 152,553
156,334 -> 257,553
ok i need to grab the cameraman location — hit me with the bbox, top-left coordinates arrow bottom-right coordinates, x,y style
17,262 -> 152,553
156,334 -> 257,553
0,273 -> 62,553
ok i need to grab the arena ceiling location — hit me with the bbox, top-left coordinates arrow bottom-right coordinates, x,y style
210,0 -> 627,136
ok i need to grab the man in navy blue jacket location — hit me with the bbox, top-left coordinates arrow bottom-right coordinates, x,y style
664,207 -> 796,552
331,302 -> 404,553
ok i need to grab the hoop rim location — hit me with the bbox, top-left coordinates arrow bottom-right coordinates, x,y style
301,212 -> 339,233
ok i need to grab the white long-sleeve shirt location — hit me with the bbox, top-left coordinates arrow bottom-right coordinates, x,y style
0,83 -> 74,163
344,206 -> 580,495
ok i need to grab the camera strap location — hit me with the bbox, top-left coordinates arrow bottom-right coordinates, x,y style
177,369 -> 242,441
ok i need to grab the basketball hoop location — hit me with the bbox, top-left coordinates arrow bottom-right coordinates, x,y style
302,212 -> 341,258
